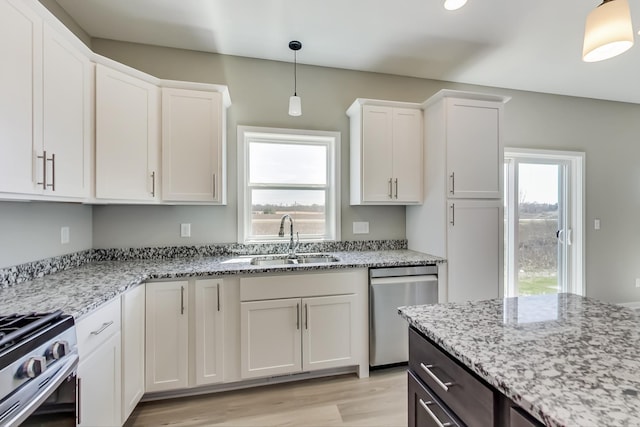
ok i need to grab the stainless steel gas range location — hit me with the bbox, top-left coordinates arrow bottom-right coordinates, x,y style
0,310 -> 78,426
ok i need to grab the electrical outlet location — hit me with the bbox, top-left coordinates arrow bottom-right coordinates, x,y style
180,223 -> 191,238
594,218 -> 601,230
60,227 -> 70,244
353,221 -> 369,234
636,278 -> 640,288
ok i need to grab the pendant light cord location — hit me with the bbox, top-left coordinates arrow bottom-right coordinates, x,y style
294,50 -> 297,96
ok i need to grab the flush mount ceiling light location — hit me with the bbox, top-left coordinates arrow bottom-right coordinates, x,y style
444,0 -> 467,11
583,0 -> 634,62
288,40 -> 302,117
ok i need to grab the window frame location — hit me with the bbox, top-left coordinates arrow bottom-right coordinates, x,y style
237,126 -> 341,244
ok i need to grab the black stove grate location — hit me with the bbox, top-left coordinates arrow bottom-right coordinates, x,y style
0,310 -> 64,353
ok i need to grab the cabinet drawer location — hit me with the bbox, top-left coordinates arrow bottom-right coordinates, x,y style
409,328 -> 493,427
408,371 -> 463,427
77,298 -> 121,357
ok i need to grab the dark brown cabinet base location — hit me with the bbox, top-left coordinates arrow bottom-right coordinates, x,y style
408,327 -> 543,427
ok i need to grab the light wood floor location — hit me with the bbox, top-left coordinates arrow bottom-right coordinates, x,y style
125,366 -> 407,427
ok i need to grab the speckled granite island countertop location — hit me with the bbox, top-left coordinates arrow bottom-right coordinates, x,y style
1,249 -> 442,320
399,293 -> 640,427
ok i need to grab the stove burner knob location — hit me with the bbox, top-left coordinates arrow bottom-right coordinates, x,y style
17,356 -> 47,379
46,341 -> 70,360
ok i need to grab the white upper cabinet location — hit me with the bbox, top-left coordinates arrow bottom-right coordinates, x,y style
162,87 -> 228,204
95,64 -> 160,202
0,0 -> 90,199
444,97 -> 504,199
42,24 -> 90,198
0,0 -> 42,196
348,99 -> 423,205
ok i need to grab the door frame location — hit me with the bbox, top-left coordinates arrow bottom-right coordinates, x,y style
504,148 -> 585,296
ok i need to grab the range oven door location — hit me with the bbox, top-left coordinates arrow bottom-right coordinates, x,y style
3,353 -> 78,427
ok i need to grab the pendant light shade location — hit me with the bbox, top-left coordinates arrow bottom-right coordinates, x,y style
288,40 -> 302,117
288,95 -> 302,116
583,0 -> 634,62
444,0 -> 467,11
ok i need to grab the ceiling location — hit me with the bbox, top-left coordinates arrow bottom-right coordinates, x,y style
55,0 -> 640,104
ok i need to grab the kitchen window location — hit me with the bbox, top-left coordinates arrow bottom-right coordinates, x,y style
237,126 -> 341,243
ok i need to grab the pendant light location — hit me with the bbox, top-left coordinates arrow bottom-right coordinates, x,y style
288,40 -> 302,117
583,0 -> 634,62
444,0 -> 467,11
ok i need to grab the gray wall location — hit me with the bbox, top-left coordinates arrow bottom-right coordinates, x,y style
0,202 -> 92,267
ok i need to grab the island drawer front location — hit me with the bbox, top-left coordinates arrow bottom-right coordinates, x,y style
409,327 -> 494,427
409,371 -> 464,427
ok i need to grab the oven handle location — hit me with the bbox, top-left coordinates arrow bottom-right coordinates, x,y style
5,352 -> 79,427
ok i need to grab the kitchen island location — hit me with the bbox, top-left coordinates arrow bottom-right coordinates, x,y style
399,293 -> 640,426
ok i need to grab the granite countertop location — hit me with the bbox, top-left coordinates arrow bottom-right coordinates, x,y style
399,293 -> 640,427
1,249 -> 442,320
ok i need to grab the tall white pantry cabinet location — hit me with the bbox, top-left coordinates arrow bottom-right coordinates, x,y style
407,90 -> 510,303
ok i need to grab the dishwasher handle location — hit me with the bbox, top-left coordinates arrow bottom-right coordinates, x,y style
370,275 -> 438,286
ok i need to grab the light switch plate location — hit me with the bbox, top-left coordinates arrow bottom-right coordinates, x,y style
180,223 -> 191,238
353,221 -> 369,234
60,227 -> 69,244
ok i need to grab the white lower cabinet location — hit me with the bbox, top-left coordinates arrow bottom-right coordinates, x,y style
241,298 -> 302,378
145,278 -> 224,393
121,285 -> 145,424
447,200 -> 502,303
76,298 -> 122,427
239,271 -> 364,380
302,294 -> 356,371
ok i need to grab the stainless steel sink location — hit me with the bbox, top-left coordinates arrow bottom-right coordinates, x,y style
249,254 -> 339,266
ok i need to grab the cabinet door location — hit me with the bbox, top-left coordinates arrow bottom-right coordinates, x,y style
42,24 -> 90,198
240,298 -> 301,379
121,285 -> 145,424
447,200 -> 502,303
392,108 -> 423,203
77,332 -> 122,427
446,98 -> 502,199
0,0 -> 42,195
96,64 -> 159,201
361,105 -> 394,202
145,281 -> 189,392
408,371 -> 463,427
162,88 -> 225,203
302,294 -> 356,371
194,279 -> 224,386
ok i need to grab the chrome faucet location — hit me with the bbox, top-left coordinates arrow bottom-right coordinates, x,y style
278,214 -> 299,257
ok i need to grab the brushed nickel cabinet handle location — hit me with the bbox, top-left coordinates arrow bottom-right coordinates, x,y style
450,204 -> 455,227
420,363 -> 454,392
394,178 -> 398,199
36,151 -> 47,189
388,178 -> 393,199
180,286 -> 185,315
419,399 -> 452,427
449,172 -> 455,195
151,171 -> 156,197
305,303 -> 309,330
296,303 -> 300,330
216,283 -> 220,312
47,153 -> 55,191
90,321 -> 114,336
213,173 -> 217,199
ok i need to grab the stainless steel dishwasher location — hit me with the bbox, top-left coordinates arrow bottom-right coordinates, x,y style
369,265 -> 438,367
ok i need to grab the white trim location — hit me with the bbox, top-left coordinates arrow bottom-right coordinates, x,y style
237,126 -> 341,244
504,148 -> 586,296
